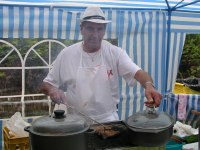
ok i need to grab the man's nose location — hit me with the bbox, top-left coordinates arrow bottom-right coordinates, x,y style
92,29 -> 99,37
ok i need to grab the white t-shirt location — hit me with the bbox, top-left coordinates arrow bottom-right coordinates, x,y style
44,40 -> 141,105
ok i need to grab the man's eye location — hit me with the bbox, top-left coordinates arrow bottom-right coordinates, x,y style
98,28 -> 104,32
87,27 -> 93,31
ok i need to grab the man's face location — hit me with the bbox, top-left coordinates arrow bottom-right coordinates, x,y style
81,22 -> 106,52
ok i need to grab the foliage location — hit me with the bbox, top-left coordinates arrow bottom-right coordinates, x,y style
177,34 -> 200,79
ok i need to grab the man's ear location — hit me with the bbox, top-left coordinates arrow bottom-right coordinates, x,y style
80,23 -> 83,34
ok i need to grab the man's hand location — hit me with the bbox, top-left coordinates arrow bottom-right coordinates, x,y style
48,88 -> 67,105
134,70 -> 162,107
144,83 -> 162,108
40,82 -> 67,105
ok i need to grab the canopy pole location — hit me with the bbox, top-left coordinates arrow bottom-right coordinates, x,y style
163,0 -> 172,111
174,0 -> 200,10
171,0 -> 184,10
166,10 -> 172,91
165,0 -> 170,8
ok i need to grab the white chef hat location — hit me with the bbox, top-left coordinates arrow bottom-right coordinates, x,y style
80,7 -> 111,24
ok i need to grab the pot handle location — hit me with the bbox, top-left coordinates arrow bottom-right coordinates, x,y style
144,105 -> 156,114
24,126 -> 31,132
54,110 -> 65,118
144,100 -> 156,114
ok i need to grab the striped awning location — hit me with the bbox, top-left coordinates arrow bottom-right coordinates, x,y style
0,0 -> 200,12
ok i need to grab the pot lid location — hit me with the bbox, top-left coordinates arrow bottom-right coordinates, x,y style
31,110 -> 90,136
126,109 -> 174,130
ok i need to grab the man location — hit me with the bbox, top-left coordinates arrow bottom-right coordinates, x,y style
41,7 -> 162,123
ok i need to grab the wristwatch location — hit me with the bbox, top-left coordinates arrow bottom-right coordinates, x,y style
144,81 -> 155,88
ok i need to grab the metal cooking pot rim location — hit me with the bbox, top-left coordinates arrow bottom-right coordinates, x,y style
31,110 -> 90,135
126,110 -> 174,130
126,122 -> 172,130
125,122 -> 174,133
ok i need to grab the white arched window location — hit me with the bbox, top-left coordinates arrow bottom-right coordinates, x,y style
0,39 -> 67,118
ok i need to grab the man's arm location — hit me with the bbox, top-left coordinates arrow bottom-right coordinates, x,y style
134,70 -> 162,107
40,82 -> 67,104
134,70 -> 153,88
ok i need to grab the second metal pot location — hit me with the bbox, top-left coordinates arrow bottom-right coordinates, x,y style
124,107 -> 174,147
24,110 -> 90,150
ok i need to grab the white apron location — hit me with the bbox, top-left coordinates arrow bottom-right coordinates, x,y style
74,49 -> 118,123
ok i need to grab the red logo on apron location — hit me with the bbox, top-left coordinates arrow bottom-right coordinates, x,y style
107,69 -> 113,78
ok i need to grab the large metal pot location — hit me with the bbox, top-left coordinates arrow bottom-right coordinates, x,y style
24,110 -> 90,150
124,107 -> 174,147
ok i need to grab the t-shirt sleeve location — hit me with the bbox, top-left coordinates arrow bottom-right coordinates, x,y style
118,50 -> 141,86
43,51 -> 63,88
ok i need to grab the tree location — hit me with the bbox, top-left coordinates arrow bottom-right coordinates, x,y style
177,34 -> 200,79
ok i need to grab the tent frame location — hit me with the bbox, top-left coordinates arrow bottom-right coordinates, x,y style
164,0 -> 200,95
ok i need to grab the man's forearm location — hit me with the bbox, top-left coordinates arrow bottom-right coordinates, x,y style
134,70 -> 154,89
40,82 -> 57,95
134,69 -> 162,107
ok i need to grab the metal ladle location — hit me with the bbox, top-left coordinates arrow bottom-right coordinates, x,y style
65,103 -> 107,128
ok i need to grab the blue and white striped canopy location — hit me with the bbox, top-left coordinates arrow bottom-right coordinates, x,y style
0,0 -> 200,12
0,0 -> 200,119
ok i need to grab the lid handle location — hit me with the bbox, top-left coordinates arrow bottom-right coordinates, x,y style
146,106 -> 156,114
144,100 -> 156,114
54,110 -> 65,118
